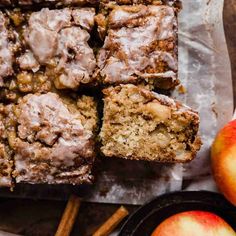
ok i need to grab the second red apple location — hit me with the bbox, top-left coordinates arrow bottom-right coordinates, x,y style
151,211 -> 236,236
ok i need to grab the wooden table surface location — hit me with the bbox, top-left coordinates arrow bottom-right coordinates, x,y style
0,1 -> 235,236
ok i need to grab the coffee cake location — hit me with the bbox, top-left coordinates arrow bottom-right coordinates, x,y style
0,108 -> 13,187
2,92 -> 98,185
96,4 -> 178,89
0,7 -> 96,103
0,0 -> 98,6
100,84 -> 201,162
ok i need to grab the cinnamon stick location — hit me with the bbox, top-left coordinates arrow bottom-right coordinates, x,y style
92,206 -> 129,236
55,195 -> 81,236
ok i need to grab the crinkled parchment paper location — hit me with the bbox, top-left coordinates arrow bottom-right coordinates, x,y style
0,0 -> 233,204
88,0 -> 234,204
91,0 -> 234,203
177,0 -> 233,191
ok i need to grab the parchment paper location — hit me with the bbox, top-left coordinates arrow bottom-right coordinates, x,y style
91,0 -> 233,203
88,0 -> 234,204
176,0 -> 234,191
0,0 -> 233,204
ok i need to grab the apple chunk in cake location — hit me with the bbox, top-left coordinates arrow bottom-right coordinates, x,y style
100,85 -> 201,162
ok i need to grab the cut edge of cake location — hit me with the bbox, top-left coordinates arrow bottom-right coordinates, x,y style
100,84 -> 202,163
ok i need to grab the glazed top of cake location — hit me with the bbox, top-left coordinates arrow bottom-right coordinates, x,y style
97,5 -> 177,84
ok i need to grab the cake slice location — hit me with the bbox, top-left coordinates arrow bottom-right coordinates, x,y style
96,4 -> 178,89
17,0 -> 96,5
0,106 -> 13,187
3,92 -> 98,185
0,7 -> 96,102
0,12 -> 14,81
0,0 -> 179,6
0,0 -> 98,6
100,85 -> 201,162
100,0 -> 181,7
0,143 -> 13,187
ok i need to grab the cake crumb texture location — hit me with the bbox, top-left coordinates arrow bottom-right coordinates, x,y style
100,84 -> 201,162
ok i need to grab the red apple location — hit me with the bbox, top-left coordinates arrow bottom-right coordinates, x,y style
151,211 -> 236,236
211,120 -> 236,205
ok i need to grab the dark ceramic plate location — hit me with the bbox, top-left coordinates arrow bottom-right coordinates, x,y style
119,191 -> 236,236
